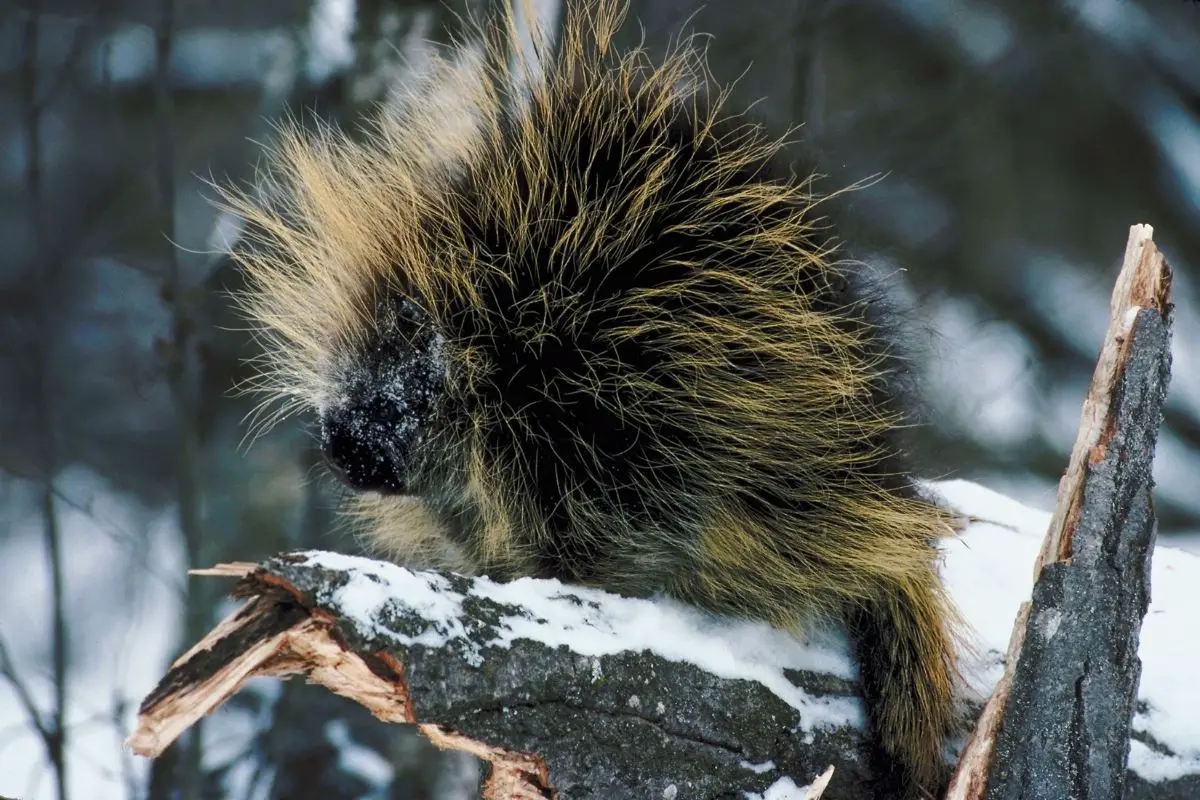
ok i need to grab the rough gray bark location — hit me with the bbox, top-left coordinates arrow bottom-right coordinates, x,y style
266,557 -> 1200,800
129,548 -> 1197,800
267,557 -> 872,799
982,227 -> 1173,800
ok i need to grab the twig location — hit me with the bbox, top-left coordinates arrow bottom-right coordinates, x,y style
0,634 -> 52,747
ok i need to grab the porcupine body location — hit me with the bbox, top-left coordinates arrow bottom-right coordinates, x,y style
223,2 -> 965,796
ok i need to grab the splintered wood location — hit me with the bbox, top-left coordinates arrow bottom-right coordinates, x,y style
805,765 -> 836,799
1035,224 -> 1172,573
125,563 -> 555,800
946,224 -> 1172,800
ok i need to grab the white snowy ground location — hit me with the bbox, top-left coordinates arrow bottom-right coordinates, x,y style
1,478 -> 1196,800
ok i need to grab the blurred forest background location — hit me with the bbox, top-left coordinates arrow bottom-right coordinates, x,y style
1,0 -> 1198,797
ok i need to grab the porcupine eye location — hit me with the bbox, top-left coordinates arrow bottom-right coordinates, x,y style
319,298 -> 444,495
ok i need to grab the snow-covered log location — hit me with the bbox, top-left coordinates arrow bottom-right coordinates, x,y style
124,480 -> 1199,799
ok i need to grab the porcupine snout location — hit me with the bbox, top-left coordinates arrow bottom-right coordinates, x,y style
320,398 -> 408,494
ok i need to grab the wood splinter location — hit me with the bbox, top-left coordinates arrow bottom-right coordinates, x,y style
125,564 -> 556,800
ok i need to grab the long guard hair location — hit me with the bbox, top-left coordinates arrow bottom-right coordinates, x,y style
220,2 -> 967,796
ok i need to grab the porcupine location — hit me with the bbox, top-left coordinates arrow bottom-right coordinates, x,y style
220,2 -> 966,796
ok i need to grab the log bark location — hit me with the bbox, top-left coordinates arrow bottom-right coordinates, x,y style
127,543 -> 1194,800
131,555 -> 852,798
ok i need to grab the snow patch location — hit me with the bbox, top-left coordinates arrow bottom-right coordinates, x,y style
743,775 -> 813,800
302,552 -> 862,734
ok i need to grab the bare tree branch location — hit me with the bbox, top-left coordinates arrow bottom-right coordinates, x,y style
0,635 -> 52,748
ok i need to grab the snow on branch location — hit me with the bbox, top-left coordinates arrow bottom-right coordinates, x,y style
129,552 -> 857,798
126,226 -> 1195,799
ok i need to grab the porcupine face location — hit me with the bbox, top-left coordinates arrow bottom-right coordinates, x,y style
318,297 -> 445,495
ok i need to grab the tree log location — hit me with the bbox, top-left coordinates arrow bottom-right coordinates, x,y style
131,552 -> 861,797
127,532 -> 1198,800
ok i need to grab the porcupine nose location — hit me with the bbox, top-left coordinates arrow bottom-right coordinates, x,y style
320,403 -> 405,494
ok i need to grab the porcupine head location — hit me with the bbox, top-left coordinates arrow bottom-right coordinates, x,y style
219,1 -> 969,797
